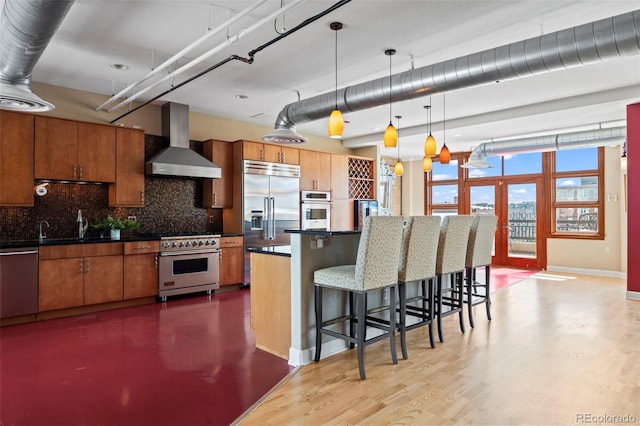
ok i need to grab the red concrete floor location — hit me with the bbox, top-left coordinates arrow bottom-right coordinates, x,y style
0,289 -> 293,426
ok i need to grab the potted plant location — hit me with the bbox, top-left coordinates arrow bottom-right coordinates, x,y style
92,215 -> 140,240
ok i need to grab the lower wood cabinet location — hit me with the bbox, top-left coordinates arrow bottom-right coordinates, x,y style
38,243 -> 124,311
220,236 -> 243,286
123,241 -> 159,299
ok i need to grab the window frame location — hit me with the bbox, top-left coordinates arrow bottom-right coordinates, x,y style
549,147 -> 604,240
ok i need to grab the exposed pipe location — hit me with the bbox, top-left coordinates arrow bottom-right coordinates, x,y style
96,0 -> 268,111
461,127 -> 626,168
110,0 -> 352,124
0,0 -> 74,112
264,10 -> 640,143
106,0 -> 309,113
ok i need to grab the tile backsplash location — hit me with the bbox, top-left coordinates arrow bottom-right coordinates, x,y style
0,134 -> 223,241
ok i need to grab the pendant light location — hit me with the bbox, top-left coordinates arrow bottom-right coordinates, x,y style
394,115 -> 403,176
328,22 -> 344,139
439,92 -> 451,164
383,49 -> 397,148
423,156 -> 432,173
424,99 -> 437,156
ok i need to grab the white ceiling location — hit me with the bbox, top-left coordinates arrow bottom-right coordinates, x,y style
13,0 -> 640,159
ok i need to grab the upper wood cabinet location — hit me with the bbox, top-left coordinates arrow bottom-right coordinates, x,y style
202,139 -> 232,208
241,140 -> 299,165
299,150 -> 331,191
108,127 -> 145,207
34,116 -> 116,182
330,154 -> 349,200
0,110 -> 34,206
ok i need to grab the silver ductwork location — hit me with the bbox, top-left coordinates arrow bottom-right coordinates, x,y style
145,102 -> 222,179
0,0 -> 74,112
462,127 -> 627,168
264,10 -> 640,144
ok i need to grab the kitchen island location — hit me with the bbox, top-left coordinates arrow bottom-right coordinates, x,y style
249,229 -> 364,365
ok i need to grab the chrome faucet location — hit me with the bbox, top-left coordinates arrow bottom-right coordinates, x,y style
38,220 -> 50,243
77,209 -> 89,239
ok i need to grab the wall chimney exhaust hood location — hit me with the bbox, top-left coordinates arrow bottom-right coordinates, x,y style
145,102 -> 221,178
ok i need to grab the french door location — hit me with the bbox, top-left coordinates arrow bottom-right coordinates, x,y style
467,177 -> 544,269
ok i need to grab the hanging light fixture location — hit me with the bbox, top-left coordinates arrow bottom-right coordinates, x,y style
328,22 -> 344,139
439,92 -> 451,164
424,99 -> 437,157
394,115 -> 403,176
383,49 -> 397,148
423,156 -> 432,173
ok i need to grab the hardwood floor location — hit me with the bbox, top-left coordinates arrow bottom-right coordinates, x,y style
237,272 -> 639,425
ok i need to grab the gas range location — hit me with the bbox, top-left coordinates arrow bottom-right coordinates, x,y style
159,234 -> 221,253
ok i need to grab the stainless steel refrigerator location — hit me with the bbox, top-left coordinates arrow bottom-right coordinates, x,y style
243,160 -> 300,284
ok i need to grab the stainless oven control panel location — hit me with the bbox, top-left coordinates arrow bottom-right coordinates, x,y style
160,235 -> 220,252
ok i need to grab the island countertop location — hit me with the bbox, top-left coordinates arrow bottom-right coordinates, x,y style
285,228 -> 362,236
246,245 -> 291,257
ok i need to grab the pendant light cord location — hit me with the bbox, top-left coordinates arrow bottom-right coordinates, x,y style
334,26 -> 338,109
389,52 -> 392,124
443,92 -> 446,146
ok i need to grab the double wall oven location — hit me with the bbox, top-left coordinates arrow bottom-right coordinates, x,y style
158,234 -> 220,301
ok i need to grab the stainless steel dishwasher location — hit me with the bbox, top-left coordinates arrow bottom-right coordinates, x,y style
0,247 -> 39,318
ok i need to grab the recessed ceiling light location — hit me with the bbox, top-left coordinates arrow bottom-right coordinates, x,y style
453,133 -> 462,137
110,63 -> 129,70
371,127 -> 380,131
236,94 -> 248,99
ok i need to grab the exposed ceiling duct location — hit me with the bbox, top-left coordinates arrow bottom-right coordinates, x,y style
0,0 -> 74,112
145,102 -> 222,179
264,10 -> 640,144
461,126 -> 626,168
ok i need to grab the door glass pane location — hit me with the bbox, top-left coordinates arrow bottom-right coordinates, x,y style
470,186 -> 496,215
556,147 -> 598,172
470,185 -> 496,256
504,152 -> 542,175
508,183 -> 536,258
432,209 -> 458,218
431,184 -> 458,205
432,159 -> 459,181
468,156 -> 502,178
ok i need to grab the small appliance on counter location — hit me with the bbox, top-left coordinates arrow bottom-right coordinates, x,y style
300,190 -> 331,231
353,199 -> 378,228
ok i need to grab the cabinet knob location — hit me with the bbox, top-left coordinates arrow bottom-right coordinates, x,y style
73,163 -> 77,180
79,165 -> 83,179
154,254 -> 158,269
84,259 -> 90,273
140,191 -> 145,205
213,193 -> 218,205
79,259 -> 84,273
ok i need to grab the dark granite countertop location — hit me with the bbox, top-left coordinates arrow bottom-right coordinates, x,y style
246,245 -> 291,257
221,233 -> 244,238
0,235 -> 161,250
285,228 -> 363,236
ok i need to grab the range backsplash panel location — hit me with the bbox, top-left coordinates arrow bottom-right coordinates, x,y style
0,134 -> 223,242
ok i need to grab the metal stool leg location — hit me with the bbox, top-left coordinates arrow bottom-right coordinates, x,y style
314,285 -> 323,362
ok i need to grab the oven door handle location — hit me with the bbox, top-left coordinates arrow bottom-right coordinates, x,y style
160,249 -> 220,257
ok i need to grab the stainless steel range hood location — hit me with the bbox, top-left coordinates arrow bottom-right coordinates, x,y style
145,102 -> 221,178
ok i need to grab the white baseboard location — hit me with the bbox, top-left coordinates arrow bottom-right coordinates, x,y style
288,339 -> 349,367
546,265 -> 627,279
626,291 -> 640,301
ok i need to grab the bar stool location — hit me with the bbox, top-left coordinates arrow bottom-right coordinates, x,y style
397,215 -> 442,359
464,214 -> 498,328
313,215 -> 405,380
435,215 -> 473,343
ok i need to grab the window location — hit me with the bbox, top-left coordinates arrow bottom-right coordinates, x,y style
551,147 -> 603,237
426,157 -> 460,214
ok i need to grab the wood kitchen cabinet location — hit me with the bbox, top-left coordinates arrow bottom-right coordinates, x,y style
123,241 -> 159,299
38,243 -> 124,312
34,116 -> 116,182
0,110 -> 34,206
202,139 -> 232,208
219,236 -> 244,286
330,154 -> 349,199
241,140 -> 299,165
109,127 -> 145,207
299,149 -> 331,191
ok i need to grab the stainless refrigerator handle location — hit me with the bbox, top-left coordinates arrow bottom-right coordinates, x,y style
263,196 -> 270,240
269,197 -> 276,240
